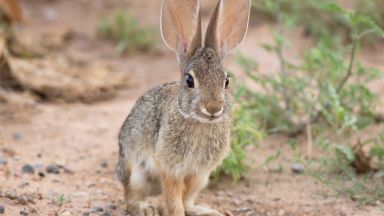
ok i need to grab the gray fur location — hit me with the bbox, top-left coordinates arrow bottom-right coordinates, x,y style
116,0 -> 250,214
117,48 -> 230,194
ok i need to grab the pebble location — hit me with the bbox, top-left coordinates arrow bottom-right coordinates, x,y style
46,164 -> 60,174
291,162 -> 305,174
82,213 -> 90,216
106,204 -> 117,210
26,194 -> 36,204
5,190 -> 17,200
60,165 -> 74,174
22,164 -> 35,174
102,212 -> 111,216
0,159 -> 6,166
100,160 -> 108,168
19,182 -> 29,188
20,209 -> 28,215
92,206 -> 103,212
1,147 -> 16,157
17,195 -> 27,205
13,132 -> 23,141
0,205 -> 4,214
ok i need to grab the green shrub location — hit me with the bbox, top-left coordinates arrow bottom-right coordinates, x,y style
252,0 -> 384,42
236,0 -> 384,205
214,83 -> 264,181
240,2 -> 383,135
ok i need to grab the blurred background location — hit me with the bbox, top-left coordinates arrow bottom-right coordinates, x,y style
0,0 -> 383,215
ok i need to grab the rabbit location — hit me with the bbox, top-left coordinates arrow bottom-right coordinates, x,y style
116,0 -> 251,215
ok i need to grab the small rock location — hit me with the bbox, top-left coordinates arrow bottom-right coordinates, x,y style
86,182 -> 96,188
0,159 -> 6,166
46,164 -> 60,174
17,195 -> 27,205
100,160 -> 108,168
92,207 -> 103,212
106,204 -> 117,210
22,164 -> 35,174
19,182 -> 29,188
82,213 -> 90,216
13,132 -> 23,141
5,190 -> 17,200
26,194 -> 36,204
291,162 -> 305,174
0,205 -> 4,214
38,172 -> 45,178
1,147 -> 16,157
58,165 -> 74,174
20,209 -> 28,215
102,212 -> 111,216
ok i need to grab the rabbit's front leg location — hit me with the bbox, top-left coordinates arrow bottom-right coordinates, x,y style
183,174 -> 209,208
183,174 -> 222,216
160,171 -> 185,216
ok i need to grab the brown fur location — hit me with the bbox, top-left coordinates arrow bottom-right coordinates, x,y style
116,0 -> 251,215
160,171 -> 185,216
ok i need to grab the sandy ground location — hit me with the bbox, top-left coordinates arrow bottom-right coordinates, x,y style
1,0 -> 384,216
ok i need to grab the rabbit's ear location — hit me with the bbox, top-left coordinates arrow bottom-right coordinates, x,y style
161,0 -> 202,60
205,0 -> 251,58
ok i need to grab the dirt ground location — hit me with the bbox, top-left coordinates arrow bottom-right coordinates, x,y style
1,0 -> 384,216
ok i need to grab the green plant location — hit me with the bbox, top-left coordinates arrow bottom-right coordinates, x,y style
252,0 -> 384,42
98,10 -> 155,54
214,86 -> 264,181
56,194 -> 66,206
310,131 -> 384,206
236,0 -> 384,206
239,2 -> 383,136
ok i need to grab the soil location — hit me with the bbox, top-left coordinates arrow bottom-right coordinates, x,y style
1,0 -> 384,216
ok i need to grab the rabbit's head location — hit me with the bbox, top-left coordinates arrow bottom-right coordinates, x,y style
161,0 -> 251,122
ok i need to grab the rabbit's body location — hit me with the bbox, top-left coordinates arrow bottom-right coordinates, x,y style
116,0 -> 250,215
117,81 -> 230,193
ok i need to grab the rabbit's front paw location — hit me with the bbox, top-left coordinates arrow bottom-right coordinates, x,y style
185,205 -> 223,216
127,201 -> 163,216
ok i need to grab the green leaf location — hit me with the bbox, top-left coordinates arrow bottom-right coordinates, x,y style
320,2 -> 344,14
335,145 -> 355,163
370,145 -> 384,159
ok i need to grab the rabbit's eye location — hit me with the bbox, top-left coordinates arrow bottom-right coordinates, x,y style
186,74 -> 194,88
225,77 -> 229,89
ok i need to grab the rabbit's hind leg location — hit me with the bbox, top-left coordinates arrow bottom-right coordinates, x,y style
125,161 -> 162,216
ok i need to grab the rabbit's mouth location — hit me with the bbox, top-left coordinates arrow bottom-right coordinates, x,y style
194,110 -> 224,123
178,107 -> 225,123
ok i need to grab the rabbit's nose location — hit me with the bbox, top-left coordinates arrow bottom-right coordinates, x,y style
205,103 -> 223,116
